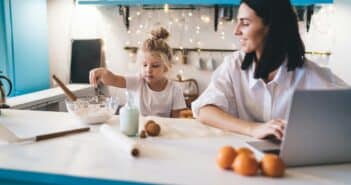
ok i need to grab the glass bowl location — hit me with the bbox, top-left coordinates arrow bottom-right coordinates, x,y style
65,96 -> 119,124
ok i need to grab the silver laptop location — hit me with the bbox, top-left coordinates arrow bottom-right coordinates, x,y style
248,89 -> 351,167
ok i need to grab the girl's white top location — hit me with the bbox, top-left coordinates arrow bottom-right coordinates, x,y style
125,75 -> 186,117
192,51 -> 349,122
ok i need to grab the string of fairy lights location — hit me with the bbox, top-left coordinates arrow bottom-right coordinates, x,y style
123,4 -> 238,62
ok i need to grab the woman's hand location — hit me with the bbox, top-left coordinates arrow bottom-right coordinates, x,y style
250,119 -> 286,140
89,68 -> 114,87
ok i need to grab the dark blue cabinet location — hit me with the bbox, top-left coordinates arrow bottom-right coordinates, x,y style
78,0 -> 333,6
0,0 -> 49,96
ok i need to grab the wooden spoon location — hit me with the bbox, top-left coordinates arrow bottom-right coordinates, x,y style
52,75 -> 77,101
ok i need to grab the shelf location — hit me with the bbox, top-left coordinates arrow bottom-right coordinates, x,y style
124,46 -> 331,56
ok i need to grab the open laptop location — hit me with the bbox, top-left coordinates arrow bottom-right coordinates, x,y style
247,89 -> 351,167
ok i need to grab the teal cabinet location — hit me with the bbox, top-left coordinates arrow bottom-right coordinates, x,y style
0,0 -> 49,96
0,0 -> 13,93
78,0 -> 333,6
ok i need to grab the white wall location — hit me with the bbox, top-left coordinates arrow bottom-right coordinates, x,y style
47,1 -> 240,102
47,0 -> 351,103
47,0 -> 73,84
329,0 -> 351,84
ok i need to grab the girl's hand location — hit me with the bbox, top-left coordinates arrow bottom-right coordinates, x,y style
89,68 -> 114,87
250,119 -> 286,140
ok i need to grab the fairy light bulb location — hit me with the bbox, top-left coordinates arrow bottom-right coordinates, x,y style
201,15 -> 210,23
189,38 -> 193,43
139,24 -> 143,29
188,12 -> 193,17
136,11 -> 141,16
178,70 -> 184,76
164,4 -> 169,13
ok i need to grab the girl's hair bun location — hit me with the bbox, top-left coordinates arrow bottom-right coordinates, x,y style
150,27 -> 169,40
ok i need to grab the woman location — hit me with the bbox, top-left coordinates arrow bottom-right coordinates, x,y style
192,0 -> 348,140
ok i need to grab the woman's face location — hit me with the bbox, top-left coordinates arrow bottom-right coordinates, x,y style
234,3 -> 269,58
140,52 -> 168,83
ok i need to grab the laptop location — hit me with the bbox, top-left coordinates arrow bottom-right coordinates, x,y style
247,89 -> 351,167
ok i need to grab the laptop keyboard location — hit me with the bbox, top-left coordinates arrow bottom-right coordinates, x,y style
247,137 -> 282,155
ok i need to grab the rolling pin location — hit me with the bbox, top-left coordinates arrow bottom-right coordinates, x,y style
52,75 -> 77,101
100,124 -> 140,157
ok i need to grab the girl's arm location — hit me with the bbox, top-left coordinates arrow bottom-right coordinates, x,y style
198,105 -> 285,140
89,68 -> 126,88
170,108 -> 188,118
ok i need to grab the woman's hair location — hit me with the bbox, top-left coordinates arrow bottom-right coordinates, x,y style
139,27 -> 173,70
240,0 -> 305,80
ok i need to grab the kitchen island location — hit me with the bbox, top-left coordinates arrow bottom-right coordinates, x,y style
0,109 -> 350,185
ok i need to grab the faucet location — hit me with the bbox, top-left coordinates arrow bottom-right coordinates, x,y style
0,74 -> 12,110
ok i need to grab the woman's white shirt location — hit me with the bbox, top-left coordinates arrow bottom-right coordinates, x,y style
192,51 -> 349,122
125,75 -> 187,117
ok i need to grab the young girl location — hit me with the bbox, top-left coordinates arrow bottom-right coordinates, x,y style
90,27 -> 186,118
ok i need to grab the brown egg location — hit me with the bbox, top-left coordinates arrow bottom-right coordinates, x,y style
216,146 -> 237,169
236,147 -> 254,156
261,154 -> 285,177
232,153 -> 259,176
145,121 -> 161,136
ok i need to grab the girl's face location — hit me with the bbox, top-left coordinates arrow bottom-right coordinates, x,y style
140,52 -> 168,83
234,3 -> 269,58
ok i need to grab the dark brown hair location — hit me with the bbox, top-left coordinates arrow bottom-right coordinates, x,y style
240,0 -> 305,80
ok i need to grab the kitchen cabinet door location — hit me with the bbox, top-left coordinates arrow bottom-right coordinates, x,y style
1,0 -> 49,96
0,0 -> 13,94
0,2 -> 7,73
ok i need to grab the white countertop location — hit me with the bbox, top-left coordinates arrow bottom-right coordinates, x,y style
6,84 -> 93,109
0,109 -> 350,185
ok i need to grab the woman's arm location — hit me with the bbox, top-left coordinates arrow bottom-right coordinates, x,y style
89,68 -> 126,88
198,105 -> 285,140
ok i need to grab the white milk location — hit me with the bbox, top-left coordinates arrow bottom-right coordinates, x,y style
119,92 -> 139,136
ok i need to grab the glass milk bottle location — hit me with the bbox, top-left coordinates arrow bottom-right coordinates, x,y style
120,91 -> 139,136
